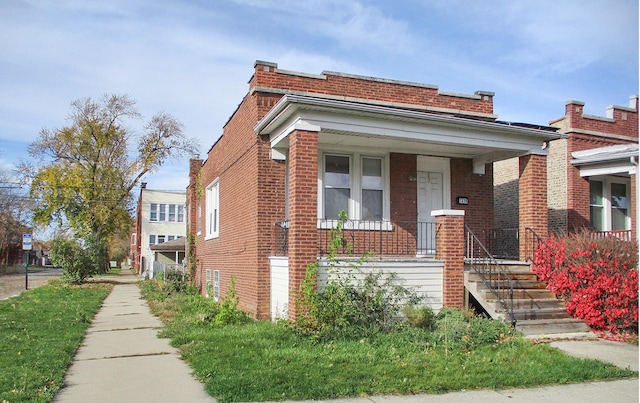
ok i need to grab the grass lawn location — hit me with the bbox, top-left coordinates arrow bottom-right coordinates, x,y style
0,281 -> 113,402
140,282 -> 638,403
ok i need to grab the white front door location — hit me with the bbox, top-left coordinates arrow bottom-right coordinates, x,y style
417,171 -> 443,255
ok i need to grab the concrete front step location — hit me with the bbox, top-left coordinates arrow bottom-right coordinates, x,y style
479,288 -> 556,300
515,318 -> 592,336
466,272 -> 538,282
465,262 -> 593,337
508,308 -> 571,321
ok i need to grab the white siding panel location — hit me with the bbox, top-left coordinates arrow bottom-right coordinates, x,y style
318,259 -> 444,312
269,256 -> 289,320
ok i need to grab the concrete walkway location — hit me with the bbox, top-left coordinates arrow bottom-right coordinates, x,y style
54,269 -> 638,402
54,270 -> 213,402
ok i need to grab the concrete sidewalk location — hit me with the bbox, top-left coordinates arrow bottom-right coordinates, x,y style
54,270 -> 213,402
54,269 -> 638,402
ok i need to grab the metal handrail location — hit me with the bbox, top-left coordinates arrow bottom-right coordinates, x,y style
465,225 -> 516,327
524,227 -> 543,262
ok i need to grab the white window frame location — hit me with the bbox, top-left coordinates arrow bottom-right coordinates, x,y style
149,203 -> 158,221
205,178 -> 220,239
213,270 -> 220,302
318,151 -> 391,230
589,176 -> 631,232
205,269 -> 212,298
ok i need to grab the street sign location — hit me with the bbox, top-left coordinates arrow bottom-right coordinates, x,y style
22,234 -> 32,251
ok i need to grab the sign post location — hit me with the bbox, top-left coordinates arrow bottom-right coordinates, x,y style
22,234 -> 32,290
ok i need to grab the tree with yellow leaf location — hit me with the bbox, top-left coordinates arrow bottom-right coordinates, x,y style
27,94 -> 198,277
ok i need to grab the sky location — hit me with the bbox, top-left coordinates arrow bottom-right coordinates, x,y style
1,0 -> 638,193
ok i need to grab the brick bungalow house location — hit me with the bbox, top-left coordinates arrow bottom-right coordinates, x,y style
187,61 -> 562,320
495,96 -> 638,249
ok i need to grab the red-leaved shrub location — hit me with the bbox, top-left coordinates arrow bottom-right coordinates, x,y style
532,232 -> 638,334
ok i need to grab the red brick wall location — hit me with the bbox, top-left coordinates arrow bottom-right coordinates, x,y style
450,158 -> 494,236
435,213 -> 465,308
519,154 -> 548,258
251,61 -> 494,118
558,100 -> 638,139
287,129 -> 319,320
390,153 -> 418,221
192,92 -> 287,319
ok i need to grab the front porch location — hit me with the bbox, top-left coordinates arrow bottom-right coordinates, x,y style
273,218 -> 540,261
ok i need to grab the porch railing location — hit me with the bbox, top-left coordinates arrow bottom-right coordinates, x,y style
524,227 -> 543,262
483,228 -> 519,260
465,225 -> 516,326
272,220 -> 288,256
271,219 -> 436,257
591,230 -> 633,242
318,220 -> 436,256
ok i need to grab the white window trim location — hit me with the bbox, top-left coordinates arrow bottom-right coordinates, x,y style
590,176 -> 631,231
205,269 -> 212,298
213,270 -> 220,302
205,178 -> 220,240
317,151 -> 391,230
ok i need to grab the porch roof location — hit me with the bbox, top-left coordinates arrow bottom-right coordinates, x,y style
571,143 -> 639,177
150,237 -> 186,252
255,94 -> 563,174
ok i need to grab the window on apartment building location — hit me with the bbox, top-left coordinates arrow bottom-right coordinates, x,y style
177,205 -> 185,222
321,153 -> 387,221
157,235 -> 166,244
206,179 -> 220,238
149,235 -> 156,246
149,203 -> 185,223
590,178 -> 630,232
150,203 -> 158,221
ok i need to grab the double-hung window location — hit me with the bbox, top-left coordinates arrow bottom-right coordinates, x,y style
323,155 -> 351,219
149,203 -> 158,221
590,178 -> 630,232
321,153 -> 388,223
206,179 -> 220,239
361,157 -> 383,220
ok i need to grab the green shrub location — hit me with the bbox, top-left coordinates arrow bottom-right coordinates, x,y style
214,277 -> 251,326
431,307 -> 515,351
402,305 -> 436,330
49,237 -> 96,284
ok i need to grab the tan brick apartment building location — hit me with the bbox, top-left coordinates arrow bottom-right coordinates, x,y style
187,61 -> 561,320
495,96 -> 638,250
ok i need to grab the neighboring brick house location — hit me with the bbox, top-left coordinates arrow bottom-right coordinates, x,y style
131,183 -> 187,276
187,61 -> 561,320
495,96 -> 638,248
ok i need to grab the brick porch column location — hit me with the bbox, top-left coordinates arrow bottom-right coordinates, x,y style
519,154 -> 548,260
433,209 -> 465,308
287,128 -> 319,321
